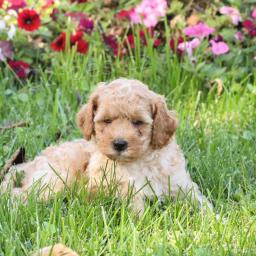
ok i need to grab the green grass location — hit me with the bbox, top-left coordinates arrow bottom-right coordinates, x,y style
0,40 -> 256,255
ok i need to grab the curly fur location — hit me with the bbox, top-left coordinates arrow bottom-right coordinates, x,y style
1,78 -> 212,256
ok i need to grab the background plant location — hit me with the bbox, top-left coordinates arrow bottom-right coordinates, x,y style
0,0 -> 256,255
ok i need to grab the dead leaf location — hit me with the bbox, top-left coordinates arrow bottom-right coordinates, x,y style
187,11 -> 200,26
170,15 -> 184,29
211,78 -> 224,96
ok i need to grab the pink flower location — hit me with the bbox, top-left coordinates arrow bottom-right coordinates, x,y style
130,0 -> 167,27
8,0 -> 26,10
252,8 -> 256,19
129,8 -> 141,23
0,41 -> 13,61
42,0 -> 54,9
234,31 -> 244,42
184,22 -> 215,39
210,40 -> 229,56
219,6 -> 241,25
178,38 -> 201,58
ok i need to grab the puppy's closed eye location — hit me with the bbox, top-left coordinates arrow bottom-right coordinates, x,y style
103,119 -> 112,124
132,120 -> 144,126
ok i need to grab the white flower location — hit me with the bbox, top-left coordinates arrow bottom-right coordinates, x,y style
4,10 -> 17,22
8,25 -> 16,40
0,20 -> 6,31
178,38 -> 201,58
0,48 -> 4,61
7,9 -> 18,17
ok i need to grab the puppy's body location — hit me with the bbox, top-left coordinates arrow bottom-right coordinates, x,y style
1,78 -> 212,256
1,137 -> 209,211
0,140 -> 92,197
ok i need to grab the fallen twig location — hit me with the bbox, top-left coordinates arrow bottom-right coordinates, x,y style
0,121 -> 29,131
0,147 -> 25,183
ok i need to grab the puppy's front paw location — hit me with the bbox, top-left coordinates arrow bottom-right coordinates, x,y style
32,243 -> 79,256
130,194 -> 145,217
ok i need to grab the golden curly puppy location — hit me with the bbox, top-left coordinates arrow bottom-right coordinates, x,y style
1,78 -> 212,256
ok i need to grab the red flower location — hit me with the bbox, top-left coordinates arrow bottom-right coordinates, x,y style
125,31 -> 160,50
139,30 -> 147,46
243,19 -> 256,37
125,34 -> 135,49
8,60 -> 30,79
103,34 -> 125,56
0,0 -> 4,8
50,8 -> 59,20
76,39 -> 89,54
70,31 -> 89,54
116,9 -> 131,20
103,34 -> 118,52
70,31 -> 83,45
18,9 -> 41,32
51,32 -> 66,52
169,36 -> 184,55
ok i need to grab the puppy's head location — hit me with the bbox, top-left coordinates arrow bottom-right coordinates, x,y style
77,78 -> 177,162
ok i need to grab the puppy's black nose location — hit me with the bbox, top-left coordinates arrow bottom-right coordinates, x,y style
112,139 -> 128,152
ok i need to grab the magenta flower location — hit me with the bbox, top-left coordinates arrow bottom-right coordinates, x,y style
130,0 -> 167,27
219,6 -> 241,25
178,38 -> 201,58
243,19 -> 256,37
66,12 -> 94,33
210,40 -> 229,56
79,17 -> 93,33
8,0 -> 26,10
8,60 -> 30,79
184,23 -> 215,39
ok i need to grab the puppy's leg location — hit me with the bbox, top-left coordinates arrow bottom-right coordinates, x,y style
0,157 -> 73,200
170,170 -> 213,211
0,163 -> 27,195
32,243 -> 79,256
130,193 -> 145,216
119,183 -> 145,216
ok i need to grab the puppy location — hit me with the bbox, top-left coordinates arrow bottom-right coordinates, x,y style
1,78 -> 212,255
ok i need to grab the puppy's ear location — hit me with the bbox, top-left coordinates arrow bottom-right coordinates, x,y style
76,94 -> 98,140
151,97 -> 178,149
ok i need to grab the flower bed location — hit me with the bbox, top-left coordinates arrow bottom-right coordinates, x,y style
0,0 -> 255,88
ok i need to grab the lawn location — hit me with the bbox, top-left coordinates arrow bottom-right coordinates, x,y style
0,0 -> 256,255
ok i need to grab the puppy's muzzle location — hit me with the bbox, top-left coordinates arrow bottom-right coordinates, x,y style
112,139 -> 128,152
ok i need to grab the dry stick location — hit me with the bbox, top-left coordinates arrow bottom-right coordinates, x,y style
0,147 -> 25,183
0,121 -> 29,131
